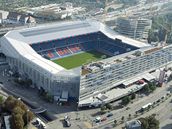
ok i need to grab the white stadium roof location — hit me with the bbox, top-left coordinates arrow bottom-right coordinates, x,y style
2,20 -> 151,75
5,20 -> 150,48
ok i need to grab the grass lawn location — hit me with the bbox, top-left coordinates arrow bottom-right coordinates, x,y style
53,51 -> 108,69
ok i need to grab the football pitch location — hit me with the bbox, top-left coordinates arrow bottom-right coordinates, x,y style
53,51 -> 108,69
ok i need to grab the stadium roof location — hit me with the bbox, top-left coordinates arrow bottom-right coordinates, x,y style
3,20 -> 151,75
6,20 -> 99,44
6,20 -> 150,48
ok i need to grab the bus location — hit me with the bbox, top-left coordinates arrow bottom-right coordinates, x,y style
141,103 -> 152,112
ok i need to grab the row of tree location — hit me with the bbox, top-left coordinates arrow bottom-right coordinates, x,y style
2,96 -> 34,129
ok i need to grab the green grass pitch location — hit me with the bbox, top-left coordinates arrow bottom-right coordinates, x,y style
53,51 -> 108,69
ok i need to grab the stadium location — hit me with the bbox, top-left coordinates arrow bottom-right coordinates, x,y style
1,20 -> 172,108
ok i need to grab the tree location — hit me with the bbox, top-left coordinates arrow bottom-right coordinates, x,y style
143,84 -> 151,94
101,105 -> 106,111
147,115 -> 160,129
139,117 -> 149,129
100,105 -> 107,114
11,114 -> 24,129
149,83 -> 156,92
128,114 -> 131,119
3,96 -> 34,129
121,116 -> 125,122
23,111 -> 34,125
148,29 -> 159,43
147,105 -> 152,111
4,96 -> 16,112
139,115 -> 160,129
105,103 -> 113,110
130,93 -> 136,100
122,96 -> 130,105
114,119 -> 117,126
13,106 -> 25,115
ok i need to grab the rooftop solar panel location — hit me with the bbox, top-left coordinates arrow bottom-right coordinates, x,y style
20,22 -> 91,37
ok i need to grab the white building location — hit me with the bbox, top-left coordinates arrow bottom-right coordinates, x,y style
1,20 -> 172,107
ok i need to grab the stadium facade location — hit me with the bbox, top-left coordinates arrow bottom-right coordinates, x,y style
1,20 -> 172,107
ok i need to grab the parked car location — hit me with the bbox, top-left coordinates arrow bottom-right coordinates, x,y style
107,113 -> 113,117
101,117 -> 107,122
95,116 -> 101,123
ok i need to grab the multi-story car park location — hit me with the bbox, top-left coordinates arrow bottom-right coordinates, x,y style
0,20 -> 172,108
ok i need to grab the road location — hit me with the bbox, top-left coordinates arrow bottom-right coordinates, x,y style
92,84 -> 172,129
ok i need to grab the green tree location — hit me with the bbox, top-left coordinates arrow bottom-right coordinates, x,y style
147,115 -> 160,129
4,96 -> 16,112
139,115 -> 160,129
122,96 -> 130,105
148,29 -> 159,43
3,96 -> 34,129
150,85 -> 156,92
23,111 -> 34,125
130,93 -> 136,100
128,114 -> 131,119
143,84 -> 151,94
105,103 -> 113,110
139,118 -> 149,129
121,116 -> 125,122
100,105 -> 107,114
12,106 -> 25,115
114,119 -> 117,126
11,114 -> 24,129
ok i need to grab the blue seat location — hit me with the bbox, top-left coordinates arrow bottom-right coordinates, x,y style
30,32 -> 139,59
